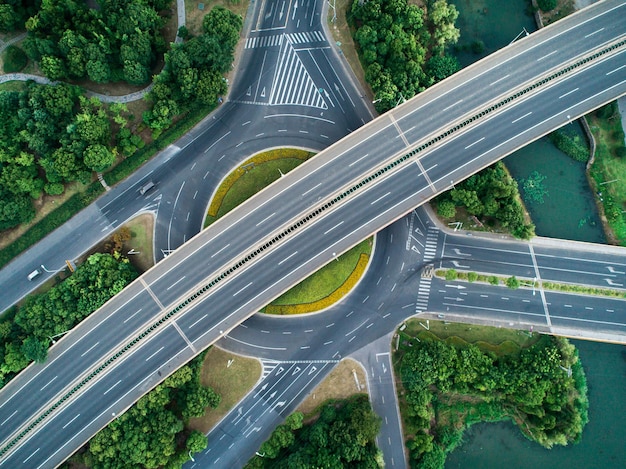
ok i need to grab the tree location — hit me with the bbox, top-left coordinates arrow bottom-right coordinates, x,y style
437,199 -> 456,218
506,276 -> 520,289
84,144 -> 115,172
426,54 -> 460,83
21,336 -> 48,363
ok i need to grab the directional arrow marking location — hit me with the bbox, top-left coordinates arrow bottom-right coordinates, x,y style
308,366 -> 317,375
445,284 -> 466,290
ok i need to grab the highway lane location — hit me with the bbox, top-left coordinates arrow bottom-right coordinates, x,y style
1,1 -> 625,465
439,233 -> 626,290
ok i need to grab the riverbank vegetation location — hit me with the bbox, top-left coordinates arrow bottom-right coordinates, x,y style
349,0 -> 461,113
434,162 -> 535,239
76,351 -> 220,468
588,101 -> 626,245
246,395 -> 383,468
0,253 -> 137,388
395,322 -> 589,468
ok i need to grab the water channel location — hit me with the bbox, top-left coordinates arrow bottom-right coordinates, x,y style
444,0 -> 623,466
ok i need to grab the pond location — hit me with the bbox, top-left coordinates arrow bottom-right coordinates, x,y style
446,340 -> 626,469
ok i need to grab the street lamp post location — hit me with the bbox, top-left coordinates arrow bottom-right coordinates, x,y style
48,330 -> 70,344
188,450 -> 195,462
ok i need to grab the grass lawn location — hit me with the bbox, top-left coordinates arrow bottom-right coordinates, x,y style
204,149 -> 373,314
0,80 -> 27,92
123,214 -> 155,273
214,158 -> 305,219
0,180 -> 92,250
400,319 -> 541,357
297,358 -> 367,417
588,110 -> 626,245
271,238 -> 372,305
188,347 -> 261,433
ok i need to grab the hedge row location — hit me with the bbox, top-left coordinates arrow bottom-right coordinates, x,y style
0,182 -> 104,269
435,269 -> 626,299
207,148 -> 313,217
105,103 -> 214,186
266,253 -> 369,315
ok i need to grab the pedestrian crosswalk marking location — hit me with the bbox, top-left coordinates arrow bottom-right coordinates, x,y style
245,31 -> 326,49
269,37 -> 327,109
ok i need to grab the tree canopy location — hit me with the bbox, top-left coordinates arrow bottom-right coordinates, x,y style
435,162 -> 535,239
246,395 -> 383,469
83,352 -> 219,469
22,0 -> 172,84
0,253 -> 137,387
399,335 -> 589,466
351,0 -> 460,112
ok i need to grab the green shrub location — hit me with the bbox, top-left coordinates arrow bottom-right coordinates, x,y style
2,45 -> 28,73
506,276 -> 520,289
488,276 -> 499,286
445,269 -> 458,281
266,254 -> 369,315
537,0 -> 558,12
467,272 -> 478,282
437,200 -> 456,218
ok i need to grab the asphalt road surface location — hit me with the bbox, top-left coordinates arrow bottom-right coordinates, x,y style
0,1 -> 625,467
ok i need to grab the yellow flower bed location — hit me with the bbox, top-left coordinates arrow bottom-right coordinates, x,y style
266,253 -> 370,315
207,148 -> 312,217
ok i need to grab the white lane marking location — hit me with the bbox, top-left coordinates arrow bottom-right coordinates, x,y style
256,212 -> 276,227
370,192 -> 391,205
349,153 -> 369,167
203,131 -> 231,153
226,334 -> 287,351
345,319 -> 369,337
324,220 -> 344,235
123,308 -> 142,324
23,448 -> 40,464
559,87 -> 579,99
464,137 -> 485,150
278,251 -> 298,265
39,376 -> 57,392
166,276 -> 186,291
607,64 -> 626,75
188,314 -> 208,329
301,182 -> 322,197
210,243 -> 231,259
584,27 -> 604,38
62,413 -> 81,429
442,99 -> 463,112
233,282 -> 253,297
537,50 -> 558,61
512,111 -> 532,124
1,410 -> 18,426
489,74 -> 510,86
145,346 -> 164,362
80,342 -> 100,358
103,380 -> 122,396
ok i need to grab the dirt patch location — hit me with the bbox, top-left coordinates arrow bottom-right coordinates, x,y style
326,0 -> 372,101
0,180 -> 92,250
187,346 -> 261,433
297,358 -> 367,416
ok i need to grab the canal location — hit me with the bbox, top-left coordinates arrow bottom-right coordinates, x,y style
445,0 -> 623,467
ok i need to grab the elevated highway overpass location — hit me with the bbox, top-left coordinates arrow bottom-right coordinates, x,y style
1,0 -> 625,466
